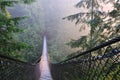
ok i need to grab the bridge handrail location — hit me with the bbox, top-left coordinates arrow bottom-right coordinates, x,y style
51,36 -> 120,80
0,54 -> 35,65
0,52 -> 41,80
59,36 -> 120,64
0,55 -> 36,80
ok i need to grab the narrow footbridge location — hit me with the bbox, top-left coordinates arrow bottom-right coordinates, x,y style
39,36 -> 53,80
0,36 -> 120,80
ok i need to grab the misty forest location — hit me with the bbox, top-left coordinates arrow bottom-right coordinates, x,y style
0,0 -> 120,80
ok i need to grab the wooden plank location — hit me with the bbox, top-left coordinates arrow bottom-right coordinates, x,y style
39,36 -> 53,80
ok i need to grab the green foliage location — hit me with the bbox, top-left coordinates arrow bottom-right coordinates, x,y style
89,15 -> 102,29
0,1 -> 18,18
17,26 -> 43,63
65,0 -> 120,51
0,12 -> 27,54
12,1 -> 44,62
0,0 -> 37,60
20,0 -> 36,4
0,0 -> 33,18
68,36 -> 87,48
0,1 -> 18,6
63,12 -> 91,24
109,10 -> 119,18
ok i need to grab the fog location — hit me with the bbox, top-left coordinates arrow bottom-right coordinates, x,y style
41,0 -> 88,40
40,0 -> 89,61
8,0 -> 89,62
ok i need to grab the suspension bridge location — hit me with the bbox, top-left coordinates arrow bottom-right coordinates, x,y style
0,35 -> 120,80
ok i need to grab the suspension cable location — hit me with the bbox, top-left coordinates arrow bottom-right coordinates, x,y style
59,36 -> 120,64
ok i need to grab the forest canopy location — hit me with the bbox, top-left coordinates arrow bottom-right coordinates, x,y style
0,0 -> 43,63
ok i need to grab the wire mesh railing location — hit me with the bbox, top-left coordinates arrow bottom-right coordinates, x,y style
51,36 -> 120,80
0,54 -> 37,80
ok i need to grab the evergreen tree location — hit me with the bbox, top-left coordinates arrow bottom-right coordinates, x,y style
0,0 -> 35,59
64,0 -> 120,54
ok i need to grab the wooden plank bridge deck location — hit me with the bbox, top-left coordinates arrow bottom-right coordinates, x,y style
39,36 -> 53,80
